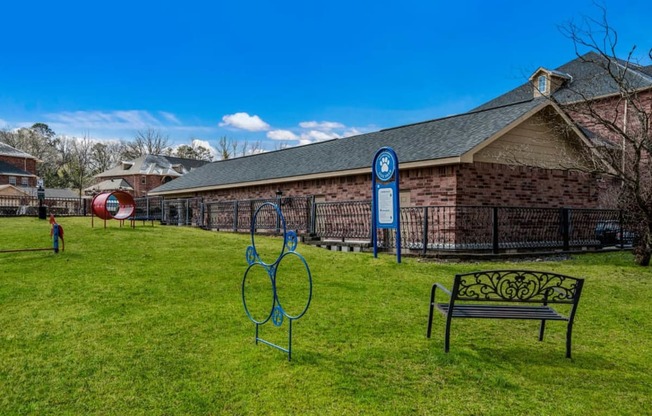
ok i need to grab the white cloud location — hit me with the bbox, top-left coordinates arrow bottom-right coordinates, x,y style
342,128 -> 363,137
0,118 -> 8,129
298,121 -> 344,131
159,111 -> 181,124
267,129 -> 299,141
301,130 -> 340,142
219,112 -> 270,132
46,110 -> 167,130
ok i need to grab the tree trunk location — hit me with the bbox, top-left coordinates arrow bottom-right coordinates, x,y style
634,225 -> 652,266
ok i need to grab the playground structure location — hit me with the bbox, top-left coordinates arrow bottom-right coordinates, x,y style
241,202 -> 313,361
91,191 -> 136,228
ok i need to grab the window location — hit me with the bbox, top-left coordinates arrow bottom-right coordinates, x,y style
21,177 -> 29,187
141,177 -> 146,185
8,176 -> 16,186
538,75 -> 547,94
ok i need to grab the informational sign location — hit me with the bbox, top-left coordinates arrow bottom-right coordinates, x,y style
377,188 -> 394,225
371,147 -> 401,263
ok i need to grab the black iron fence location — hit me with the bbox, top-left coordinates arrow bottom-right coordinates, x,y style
204,197 -> 313,233
201,198 -> 630,253
2,193 -> 632,253
0,195 -> 84,216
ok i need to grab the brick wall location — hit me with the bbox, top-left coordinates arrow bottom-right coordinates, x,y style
0,155 -> 37,174
192,162 -> 602,209
455,162 -> 599,208
565,89 -> 652,146
0,155 -> 37,187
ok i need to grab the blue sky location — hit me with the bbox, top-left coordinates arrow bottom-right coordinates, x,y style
1,0 -> 650,154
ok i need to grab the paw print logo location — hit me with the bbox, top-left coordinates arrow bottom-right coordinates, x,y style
380,156 -> 390,173
241,202 -> 312,361
375,150 -> 395,181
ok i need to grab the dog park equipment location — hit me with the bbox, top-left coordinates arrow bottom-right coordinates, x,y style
0,215 -> 64,254
241,202 -> 313,361
91,191 -> 136,227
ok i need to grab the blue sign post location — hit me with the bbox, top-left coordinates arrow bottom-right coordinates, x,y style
371,147 -> 401,263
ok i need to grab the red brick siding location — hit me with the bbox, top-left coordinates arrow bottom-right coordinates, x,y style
191,163 -> 600,208
455,162 -> 599,208
565,90 -> 652,146
0,155 -> 37,174
0,155 -> 37,187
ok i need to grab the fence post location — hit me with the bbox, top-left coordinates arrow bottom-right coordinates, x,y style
561,207 -> 570,251
199,198 -> 204,228
422,206 -> 429,255
492,207 -> 499,254
619,209 -> 624,249
310,197 -> 317,235
233,201 -> 239,232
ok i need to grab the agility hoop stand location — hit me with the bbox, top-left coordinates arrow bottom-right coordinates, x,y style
241,202 -> 313,361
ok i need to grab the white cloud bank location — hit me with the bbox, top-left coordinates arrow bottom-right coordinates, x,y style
267,129 -> 299,141
298,121 -> 344,131
263,119 -> 370,147
219,112 -> 270,132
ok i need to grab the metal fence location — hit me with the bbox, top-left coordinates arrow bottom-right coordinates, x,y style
204,197 -> 313,233
345,205 -> 628,253
160,197 -> 203,226
0,195 -> 83,216
2,192 -> 631,253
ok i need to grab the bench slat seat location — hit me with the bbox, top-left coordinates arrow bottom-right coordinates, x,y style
436,304 -> 567,320
427,270 -> 584,358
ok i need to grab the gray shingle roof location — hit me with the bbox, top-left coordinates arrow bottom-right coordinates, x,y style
150,98 -> 546,194
96,154 -> 210,178
0,141 -> 36,159
0,160 -> 33,176
475,52 -> 652,111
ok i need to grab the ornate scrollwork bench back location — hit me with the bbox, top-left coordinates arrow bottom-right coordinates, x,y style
427,270 -> 585,358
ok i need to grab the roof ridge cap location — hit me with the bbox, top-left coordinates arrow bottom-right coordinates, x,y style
379,98 -> 538,133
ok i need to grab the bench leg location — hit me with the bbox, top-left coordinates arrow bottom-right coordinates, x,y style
444,315 -> 453,353
539,320 -> 546,341
566,323 -> 574,359
427,285 -> 436,338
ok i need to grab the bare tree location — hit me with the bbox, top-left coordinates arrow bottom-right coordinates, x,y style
122,128 -> 171,159
92,141 -> 125,173
273,141 -> 290,151
556,8 -> 652,264
174,141 -> 214,161
216,136 -> 239,160
66,135 -> 95,199
239,140 -> 263,157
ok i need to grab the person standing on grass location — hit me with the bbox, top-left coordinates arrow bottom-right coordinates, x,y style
49,214 -> 64,253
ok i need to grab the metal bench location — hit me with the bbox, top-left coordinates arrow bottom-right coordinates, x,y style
427,270 -> 584,358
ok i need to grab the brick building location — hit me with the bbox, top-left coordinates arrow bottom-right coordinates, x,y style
0,141 -> 38,189
90,155 -> 210,197
149,53 -> 652,210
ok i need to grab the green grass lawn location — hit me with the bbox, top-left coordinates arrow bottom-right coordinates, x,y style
1,217 -> 650,415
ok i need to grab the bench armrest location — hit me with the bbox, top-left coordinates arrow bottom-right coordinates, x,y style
427,282 -> 452,338
432,283 -> 452,298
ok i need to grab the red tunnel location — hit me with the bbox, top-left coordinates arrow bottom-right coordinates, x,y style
91,191 -> 135,220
